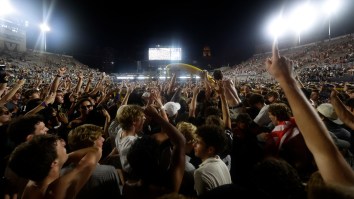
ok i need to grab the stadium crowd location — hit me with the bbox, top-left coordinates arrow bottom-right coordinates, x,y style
0,33 -> 354,199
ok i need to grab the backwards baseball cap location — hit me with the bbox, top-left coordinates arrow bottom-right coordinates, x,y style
163,102 -> 181,117
316,103 -> 343,125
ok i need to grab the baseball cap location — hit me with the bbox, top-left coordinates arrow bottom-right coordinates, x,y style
163,102 -> 181,117
316,103 -> 343,125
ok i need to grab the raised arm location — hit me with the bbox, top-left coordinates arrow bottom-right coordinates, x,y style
265,40 -> 354,186
217,80 -> 231,129
88,72 -> 106,96
330,89 -> 354,130
150,89 -> 169,122
167,73 -> 177,96
189,86 -> 200,118
223,78 -> 241,106
0,79 -> 26,105
24,92 -> 56,116
84,73 -> 94,93
101,108 -> 111,138
52,146 -> 102,199
121,83 -> 135,105
144,105 -> 186,192
0,82 -> 7,97
201,70 -> 212,99
50,67 -> 66,94
74,72 -> 84,94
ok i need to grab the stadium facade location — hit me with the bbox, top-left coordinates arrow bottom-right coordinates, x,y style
0,17 -> 26,52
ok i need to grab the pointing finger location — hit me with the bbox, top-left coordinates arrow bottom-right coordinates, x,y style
272,38 -> 280,61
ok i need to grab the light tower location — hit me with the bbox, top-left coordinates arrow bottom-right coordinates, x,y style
40,23 -> 50,52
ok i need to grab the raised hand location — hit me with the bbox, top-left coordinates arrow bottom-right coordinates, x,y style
265,39 -> 294,83
44,92 -> 56,105
58,67 -> 66,76
144,104 -> 159,118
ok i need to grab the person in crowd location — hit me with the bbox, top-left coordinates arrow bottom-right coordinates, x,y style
330,89 -> 354,154
203,80 -> 233,170
248,93 -> 272,129
176,121 -> 197,171
249,157 -> 307,199
67,98 -> 94,129
23,88 -> 41,101
7,114 -> 49,147
316,103 -> 352,143
8,134 -> 102,199
238,83 -> 254,107
265,90 -> 281,104
259,102 -> 315,182
265,40 -> 354,198
344,98 -> 354,115
123,105 -> 186,199
309,89 -> 321,108
163,101 -> 181,126
330,88 -> 354,132
176,121 -> 198,197
193,124 -> 232,196
65,124 -> 122,198
211,69 -> 242,119
115,104 -> 145,181
3,114 -> 50,198
230,112 -> 265,184
346,89 -> 354,99
0,79 -> 26,106
4,89 -> 23,117
0,106 -> 13,197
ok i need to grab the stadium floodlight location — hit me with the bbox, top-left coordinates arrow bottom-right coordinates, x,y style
323,0 -> 341,40
0,0 -> 15,17
40,23 -> 50,52
267,15 -> 287,40
289,3 -> 317,45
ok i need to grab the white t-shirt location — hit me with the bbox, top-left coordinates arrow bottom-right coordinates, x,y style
194,156 -> 232,195
115,129 -> 138,173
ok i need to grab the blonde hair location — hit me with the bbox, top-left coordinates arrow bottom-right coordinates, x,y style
68,124 -> 103,151
116,105 -> 144,130
176,121 -> 197,143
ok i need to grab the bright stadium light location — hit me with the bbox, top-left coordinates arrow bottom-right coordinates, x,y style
323,0 -> 342,40
0,0 -> 15,17
289,3 -> 317,45
267,16 -> 287,40
40,23 -> 50,52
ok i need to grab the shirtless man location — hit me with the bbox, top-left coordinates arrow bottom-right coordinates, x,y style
8,134 -> 102,199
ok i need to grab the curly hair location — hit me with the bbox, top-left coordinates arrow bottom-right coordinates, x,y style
176,121 -> 197,143
116,105 -> 144,131
68,124 -> 103,151
268,103 -> 292,122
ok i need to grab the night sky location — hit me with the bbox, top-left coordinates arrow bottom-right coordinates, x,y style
10,0 -> 354,73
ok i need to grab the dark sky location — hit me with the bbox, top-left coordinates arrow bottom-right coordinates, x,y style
11,0 -> 354,73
